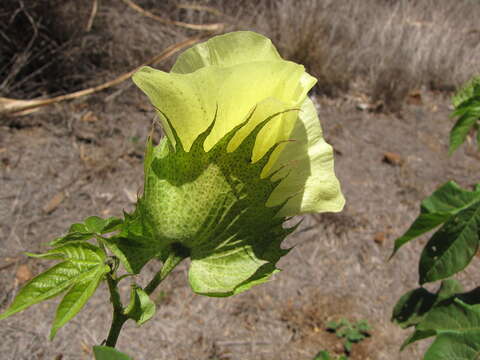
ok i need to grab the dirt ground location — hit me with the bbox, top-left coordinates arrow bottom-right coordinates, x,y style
2,80 -> 480,360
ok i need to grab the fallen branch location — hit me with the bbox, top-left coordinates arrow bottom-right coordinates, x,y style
120,0 -> 224,31
0,35 -> 209,116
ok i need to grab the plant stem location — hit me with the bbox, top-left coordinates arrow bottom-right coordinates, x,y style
103,247 -> 187,348
105,310 -> 128,347
145,247 -> 187,295
105,273 -> 127,348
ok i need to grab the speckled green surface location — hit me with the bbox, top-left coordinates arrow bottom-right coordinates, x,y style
140,108 -> 295,296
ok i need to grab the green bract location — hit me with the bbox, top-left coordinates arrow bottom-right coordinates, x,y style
129,31 -> 344,296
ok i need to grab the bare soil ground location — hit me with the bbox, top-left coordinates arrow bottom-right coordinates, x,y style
2,87 -> 480,360
2,1 -> 480,359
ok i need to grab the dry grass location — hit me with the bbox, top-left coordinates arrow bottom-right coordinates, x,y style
240,0 -> 480,110
2,0 -> 480,111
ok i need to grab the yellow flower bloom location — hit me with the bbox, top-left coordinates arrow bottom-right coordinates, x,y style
131,31 -> 345,296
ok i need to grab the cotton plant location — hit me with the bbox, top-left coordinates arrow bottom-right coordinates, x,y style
0,31 -> 344,359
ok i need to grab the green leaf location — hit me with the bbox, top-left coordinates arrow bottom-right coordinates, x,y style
417,299 -> 480,333
420,182 -> 480,215
93,346 -> 133,360
449,109 -> 480,155
313,351 -> 331,360
50,216 -> 123,247
189,245 -> 268,297
326,321 -> 340,330
85,216 -> 123,234
400,329 -> 436,351
449,80 -> 480,155
452,77 -> 480,108
0,243 -> 108,332
437,278 -> 464,302
101,204 -> 163,274
424,331 -> 480,360
419,201 -> 480,284
392,288 -> 437,329
345,329 -> 365,342
355,319 -> 372,333
50,267 -> 106,339
344,340 -> 352,353
392,181 -> 480,257
124,285 -> 155,325
411,299 -> 480,358
395,279 -> 464,350
391,213 -> 450,257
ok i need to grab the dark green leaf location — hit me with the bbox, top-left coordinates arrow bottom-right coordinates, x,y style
420,182 -> 480,215
93,346 -> 133,360
392,181 -> 480,257
396,279 -> 465,350
437,278 -> 464,302
392,213 -> 450,257
392,279 -> 462,330
400,329 -> 436,351
392,288 -> 437,329
419,201 -> 480,284
124,285 -> 155,325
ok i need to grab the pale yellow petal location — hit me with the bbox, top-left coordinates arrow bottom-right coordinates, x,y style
133,61 -> 312,153
171,31 -> 281,74
267,98 -> 345,216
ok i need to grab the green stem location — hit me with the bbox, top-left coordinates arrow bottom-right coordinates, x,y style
105,273 -> 127,348
103,245 -> 188,347
105,310 -> 128,347
145,246 -> 187,295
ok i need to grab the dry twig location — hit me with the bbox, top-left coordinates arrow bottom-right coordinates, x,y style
120,0 -> 224,31
0,35 -> 210,116
86,0 -> 99,32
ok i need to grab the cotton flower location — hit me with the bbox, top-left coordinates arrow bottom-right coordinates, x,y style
132,31 -> 344,297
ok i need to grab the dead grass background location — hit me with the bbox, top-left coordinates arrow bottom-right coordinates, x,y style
2,0 -> 480,110
1,0 -> 480,359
